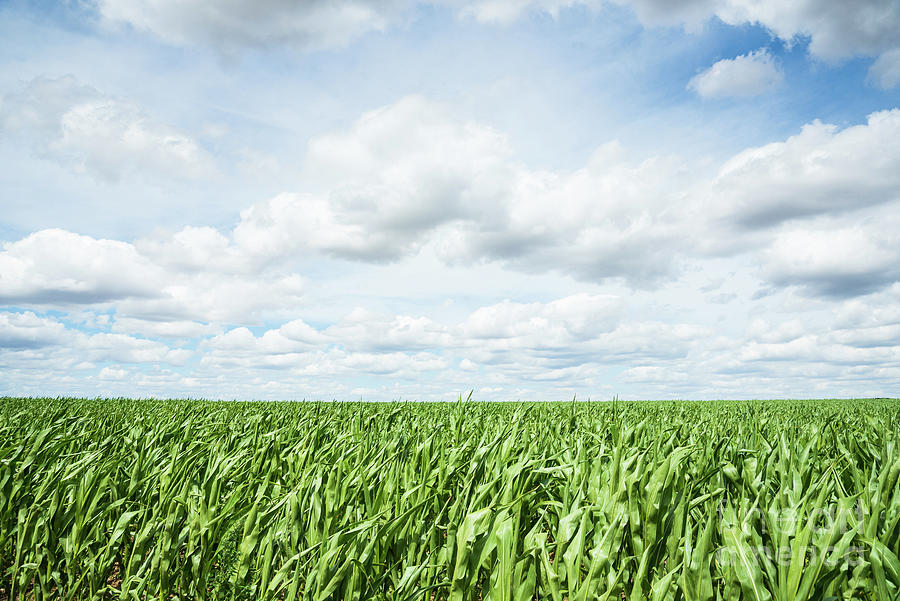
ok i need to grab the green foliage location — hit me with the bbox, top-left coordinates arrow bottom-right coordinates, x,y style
1,397 -> 898,600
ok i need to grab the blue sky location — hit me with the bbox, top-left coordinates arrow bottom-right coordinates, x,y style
2,0 -> 900,400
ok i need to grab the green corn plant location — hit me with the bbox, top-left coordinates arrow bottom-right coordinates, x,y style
0,397 -> 898,600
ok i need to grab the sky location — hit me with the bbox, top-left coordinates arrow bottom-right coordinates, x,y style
2,0 -> 900,401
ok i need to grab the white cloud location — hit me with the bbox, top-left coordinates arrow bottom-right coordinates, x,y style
829,324 -> 900,348
98,366 -> 129,380
707,109 -> 900,231
82,332 -> 192,364
331,350 -> 449,377
762,226 -> 900,298
0,227 -> 305,323
828,288 -> 900,348
189,293 -> 707,388
461,294 -> 622,343
0,229 -> 164,304
833,291 -> 900,330
459,358 -> 478,371
621,0 -> 900,64
0,313 -> 191,368
462,0 -> 900,83
5,1 -> 900,401
5,98 -> 900,338
688,49 -> 783,98
710,0 -> 900,62
5,282 -> 900,399
90,0 -> 900,74
0,76 -> 213,182
53,100 -> 211,181
436,150 -> 692,285
95,0 -> 603,52
232,97 -> 691,285
196,293 -> 627,368
205,320 -> 326,356
110,317 -> 221,339
234,96 -> 511,262
114,272 -> 306,323
745,318 -> 806,344
95,0 -> 408,54
228,100 -> 900,298
200,326 -> 450,377
0,312 -> 68,349
621,365 -> 690,384
868,48 -> 900,89
7,98 -> 900,328
457,0 -> 597,24
736,335 -> 898,367
609,0 -> 717,30
135,227 -> 244,273
324,309 -> 454,352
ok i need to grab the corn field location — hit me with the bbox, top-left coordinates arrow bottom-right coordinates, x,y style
1,397 -> 899,600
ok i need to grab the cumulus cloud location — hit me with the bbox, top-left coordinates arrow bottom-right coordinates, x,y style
696,110 -> 900,300
233,97 -> 691,286
762,225 -> 900,298
200,325 -> 450,376
621,365 -> 689,384
708,109 -> 900,230
620,0 -> 900,65
0,312 -> 68,349
833,290 -> 900,330
234,96 -> 511,262
715,0 -> 900,62
95,0 -> 409,54
868,48 -> 900,89
0,76 -> 213,182
5,98 -> 900,322
0,229 -> 163,304
704,294 -> 900,383
623,304 -> 900,398
828,289 -> 900,348
324,309 -> 454,352
95,0 -> 605,52
110,317 -> 221,339
688,49 -> 783,98
135,227 -> 246,273
436,150 -> 692,285
5,286 -> 900,399
829,324 -> 900,348
81,332 -> 192,364
0,312 -> 190,366
230,99 -> 900,298
193,293 -> 706,385
745,318 -> 807,344
499,1 -> 900,87
461,294 -> 622,343
0,227 -> 305,323
196,293 -> 628,366
5,3 -> 900,400
457,0 -> 600,24
5,95 -> 900,397
90,0 -> 900,78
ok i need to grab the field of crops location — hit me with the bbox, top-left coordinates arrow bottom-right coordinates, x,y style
1,397 -> 899,600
